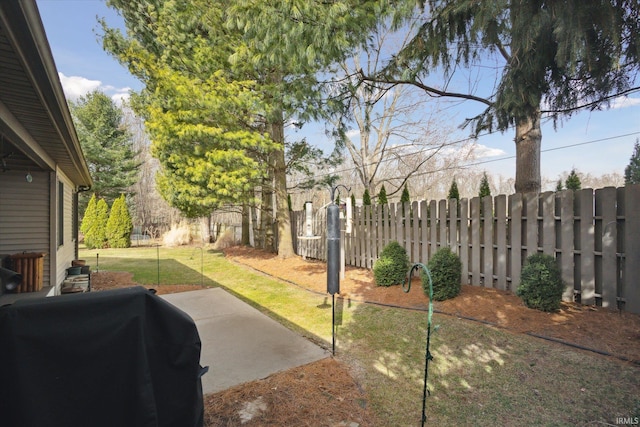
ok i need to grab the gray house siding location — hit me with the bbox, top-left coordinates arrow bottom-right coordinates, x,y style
0,170 -> 51,288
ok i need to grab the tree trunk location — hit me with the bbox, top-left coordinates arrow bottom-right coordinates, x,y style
259,170 -> 273,251
269,115 -> 295,259
514,111 -> 542,194
199,215 -> 212,243
251,203 -> 259,248
241,204 -> 250,246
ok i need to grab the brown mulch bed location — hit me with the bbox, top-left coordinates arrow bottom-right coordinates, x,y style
222,246 -> 640,364
91,246 -> 640,426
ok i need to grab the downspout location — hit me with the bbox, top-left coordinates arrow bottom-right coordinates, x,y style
75,185 -> 91,259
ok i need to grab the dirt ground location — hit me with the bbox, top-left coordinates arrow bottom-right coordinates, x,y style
91,246 -> 640,426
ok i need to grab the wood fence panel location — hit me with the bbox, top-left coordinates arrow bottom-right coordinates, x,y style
559,190 -> 575,301
390,203 -> 397,244
450,199 -> 458,255
420,200 -> 429,264
525,193 -> 538,258
471,197 -> 481,286
347,209 -> 355,266
397,203 -> 405,248
404,202 -> 412,261
363,205 -> 371,269
509,193 -> 523,291
542,191 -> 555,256
351,207 -> 362,267
597,187 -> 618,308
429,200 -> 437,257
439,199 -> 447,250
412,201 -> 420,263
359,206 -> 366,267
382,204 -> 390,248
578,189 -> 595,305
624,184 -> 640,313
482,196 -> 493,287
460,199 -> 470,284
495,195 -> 507,291
371,205 -> 384,263
291,184 -> 639,314
616,187 -> 625,309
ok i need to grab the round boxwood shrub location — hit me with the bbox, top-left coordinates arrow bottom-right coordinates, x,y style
516,253 -> 564,312
373,241 -> 409,287
425,247 -> 461,301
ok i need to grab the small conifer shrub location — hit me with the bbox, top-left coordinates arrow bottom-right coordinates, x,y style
426,247 -> 461,301
373,241 -> 409,287
106,194 -> 133,248
517,253 -> 565,312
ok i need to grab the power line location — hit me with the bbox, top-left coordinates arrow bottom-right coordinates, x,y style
289,131 -> 640,189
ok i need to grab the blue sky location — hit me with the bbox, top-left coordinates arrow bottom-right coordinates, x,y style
36,0 -> 640,187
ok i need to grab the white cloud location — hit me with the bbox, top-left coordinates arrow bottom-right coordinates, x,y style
59,73 -> 133,105
59,73 -> 101,101
610,96 -> 640,109
471,144 -> 507,158
110,89 -> 132,106
345,129 -> 360,139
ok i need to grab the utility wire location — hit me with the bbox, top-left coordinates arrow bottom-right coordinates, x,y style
290,130 -> 640,188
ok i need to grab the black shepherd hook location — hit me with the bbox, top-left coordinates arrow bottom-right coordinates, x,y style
403,263 -> 434,427
330,184 -> 350,203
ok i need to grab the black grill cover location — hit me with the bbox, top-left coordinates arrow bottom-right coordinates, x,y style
0,286 -> 206,427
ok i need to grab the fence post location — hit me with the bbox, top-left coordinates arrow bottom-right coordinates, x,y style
542,191 -> 555,256
525,193 -> 538,258
509,193 -> 523,292
460,199 -> 470,285
470,197 -> 481,286
624,184 -> 640,314
482,196 -> 493,287
495,195 -> 507,291
420,200 -> 429,264
559,190 -> 575,301
577,188 -> 596,305
449,198 -> 458,255
597,187 -> 618,308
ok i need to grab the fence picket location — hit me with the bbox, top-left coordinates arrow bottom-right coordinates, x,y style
460,199 -> 470,285
482,196 -> 493,287
559,191 -> 575,301
471,197 -> 481,286
578,189 -> 596,305
509,193 -> 523,292
495,195 -> 507,291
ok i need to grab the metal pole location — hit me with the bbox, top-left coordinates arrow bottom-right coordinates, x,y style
332,293 -> 336,355
156,245 -> 160,287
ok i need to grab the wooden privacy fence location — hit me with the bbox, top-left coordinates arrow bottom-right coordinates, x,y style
291,185 -> 640,314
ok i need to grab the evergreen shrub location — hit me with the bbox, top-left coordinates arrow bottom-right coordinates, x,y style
373,241 -> 409,287
426,247 -> 461,300
517,253 -> 564,312
106,195 -> 133,248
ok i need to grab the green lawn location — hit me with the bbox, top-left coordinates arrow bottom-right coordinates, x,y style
81,246 -> 640,426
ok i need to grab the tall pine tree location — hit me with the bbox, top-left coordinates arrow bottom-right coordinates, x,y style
362,189 -> 372,206
70,91 -> 140,214
479,173 -> 492,198
625,139 -> 640,185
378,185 -> 388,205
565,169 -> 582,191
448,179 -> 460,201
378,1 -> 640,193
